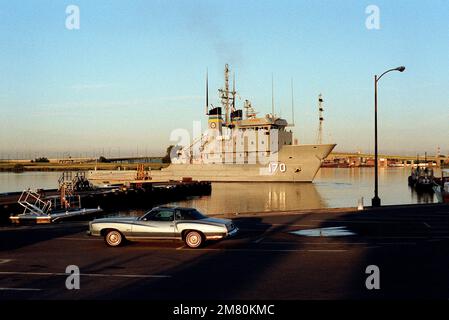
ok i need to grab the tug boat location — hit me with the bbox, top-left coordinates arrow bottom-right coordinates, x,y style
408,167 -> 434,192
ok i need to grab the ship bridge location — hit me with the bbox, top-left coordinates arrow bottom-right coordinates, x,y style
237,115 -> 289,129
172,64 -> 294,165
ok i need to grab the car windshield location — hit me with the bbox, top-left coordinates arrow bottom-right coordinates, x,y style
175,209 -> 207,220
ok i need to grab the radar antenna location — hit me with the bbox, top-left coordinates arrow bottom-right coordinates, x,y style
244,100 -> 257,119
317,94 -> 324,144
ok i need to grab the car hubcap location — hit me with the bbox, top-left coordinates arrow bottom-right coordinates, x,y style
188,233 -> 200,247
108,232 -> 120,245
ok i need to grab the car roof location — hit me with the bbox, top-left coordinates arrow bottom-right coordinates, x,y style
155,206 -> 196,211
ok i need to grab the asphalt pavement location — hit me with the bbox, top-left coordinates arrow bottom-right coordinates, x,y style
0,203 -> 448,300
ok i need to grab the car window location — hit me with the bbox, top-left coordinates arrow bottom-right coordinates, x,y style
145,210 -> 174,222
141,209 -> 158,221
153,210 -> 174,222
176,209 -> 206,220
141,210 -> 153,220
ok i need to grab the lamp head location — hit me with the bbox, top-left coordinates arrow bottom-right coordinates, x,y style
396,66 -> 406,72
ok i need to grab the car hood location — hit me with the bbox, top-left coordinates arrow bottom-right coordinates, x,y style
92,217 -> 139,223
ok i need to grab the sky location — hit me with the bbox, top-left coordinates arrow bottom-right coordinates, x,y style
0,0 -> 448,158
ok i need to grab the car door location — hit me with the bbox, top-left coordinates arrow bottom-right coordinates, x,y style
131,209 -> 176,239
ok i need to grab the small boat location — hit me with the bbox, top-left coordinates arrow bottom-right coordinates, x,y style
433,169 -> 449,204
9,189 -> 102,224
408,167 -> 434,192
433,183 -> 449,204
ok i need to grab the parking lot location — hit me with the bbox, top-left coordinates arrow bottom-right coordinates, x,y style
1,203 -> 448,300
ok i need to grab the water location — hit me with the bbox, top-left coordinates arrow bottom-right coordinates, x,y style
0,168 -> 438,215
173,167 -> 439,214
0,171 -> 61,193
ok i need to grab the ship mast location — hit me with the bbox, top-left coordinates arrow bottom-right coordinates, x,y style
218,64 -> 237,126
437,145 -> 441,167
271,73 -> 275,118
317,94 -> 324,144
219,64 -> 230,125
287,78 -> 295,127
232,72 -> 236,112
205,69 -> 209,115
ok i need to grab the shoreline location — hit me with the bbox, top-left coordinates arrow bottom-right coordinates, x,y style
1,161 -> 447,173
0,162 -> 168,172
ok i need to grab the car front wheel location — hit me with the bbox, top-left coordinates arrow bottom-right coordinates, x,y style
185,231 -> 203,248
105,230 -> 123,247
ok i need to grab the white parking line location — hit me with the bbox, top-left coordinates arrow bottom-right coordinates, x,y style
0,271 -> 170,279
259,241 -> 420,246
262,224 -> 316,227
306,250 -> 347,252
423,222 -> 431,229
377,242 -> 416,245
304,242 -> 368,245
60,237 -> 102,241
252,237 -> 265,244
0,259 -> 12,265
260,241 -> 368,245
365,236 -> 429,239
251,225 -> 280,243
0,287 -> 42,291
180,248 -> 347,253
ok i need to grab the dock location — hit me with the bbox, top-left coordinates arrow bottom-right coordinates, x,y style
0,180 -> 211,224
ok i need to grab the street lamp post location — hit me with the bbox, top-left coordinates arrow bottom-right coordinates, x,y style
372,66 -> 405,207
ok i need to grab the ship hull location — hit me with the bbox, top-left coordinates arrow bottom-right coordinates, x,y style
87,144 -> 336,184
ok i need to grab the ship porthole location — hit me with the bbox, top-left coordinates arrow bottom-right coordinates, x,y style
295,168 -> 301,173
